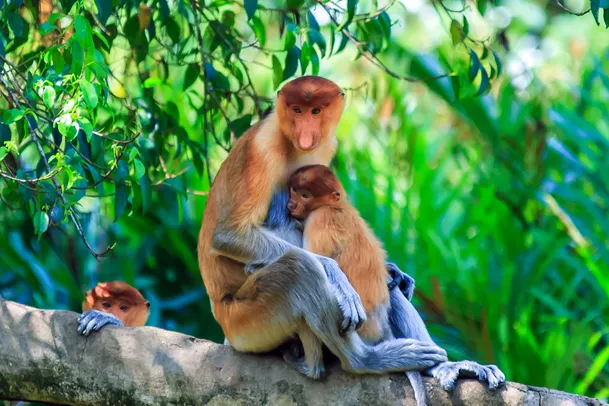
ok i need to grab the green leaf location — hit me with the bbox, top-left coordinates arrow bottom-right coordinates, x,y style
244,0 -> 257,20
80,80 -> 98,108
284,23 -> 297,51
79,118 -> 93,142
43,86 -> 56,108
230,114 -> 253,138
300,42 -> 311,74
95,0 -> 112,25
477,66 -> 490,96
115,182 -> 128,221
493,51 -> 502,76
33,211 -> 50,235
0,146 -> 8,161
184,63 -> 199,90
283,46 -> 300,80
451,75 -> 460,100
477,0 -> 487,14
327,26 -> 335,57
462,16 -> 469,35
310,47 -> 320,76
308,29 -> 326,56
51,48 -> 65,72
92,29 -> 110,50
337,0 -> 358,31
133,159 -> 145,179
73,15 -> 91,46
286,0 -> 305,8
143,77 -> 163,88
605,8 -> 609,28
378,12 -> 391,42
469,50 -> 481,80
140,175 -> 152,213
336,32 -> 349,55
249,16 -> 266,47
71,40 -> 84,75
308,10 -> 320,31
592,0 -> 600,25
159,0 -> 169,19
3,109 -> 24,124
34,211 -> 51,238
272,55 -> 282,89
450,20 -> 462,45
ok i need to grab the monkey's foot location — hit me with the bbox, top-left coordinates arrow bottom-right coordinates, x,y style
77,310 -> 124,336
386,262 -> 415,302
427,360 -> 506,391
282,347 -> 326,380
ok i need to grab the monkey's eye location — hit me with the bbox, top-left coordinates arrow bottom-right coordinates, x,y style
301,193 -> 311,199
292,107 -> 302,114
312,107 -> 322,115
102,302 -> 111,309
120,305 -> 129,312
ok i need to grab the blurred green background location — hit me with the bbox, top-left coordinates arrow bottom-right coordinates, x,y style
1,0 -> 608,400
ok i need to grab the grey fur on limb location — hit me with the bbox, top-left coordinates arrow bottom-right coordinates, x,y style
0,298 -> 605,406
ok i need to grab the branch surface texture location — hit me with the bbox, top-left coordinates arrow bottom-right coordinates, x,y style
0,298 -> 605,405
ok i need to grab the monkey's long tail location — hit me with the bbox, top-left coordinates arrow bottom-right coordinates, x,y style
406,371 -> 428,406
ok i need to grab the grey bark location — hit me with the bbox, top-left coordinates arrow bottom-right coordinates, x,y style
0,298 -> 605,406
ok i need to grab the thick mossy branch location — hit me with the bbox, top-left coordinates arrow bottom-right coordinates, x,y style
0,298 -> 603,406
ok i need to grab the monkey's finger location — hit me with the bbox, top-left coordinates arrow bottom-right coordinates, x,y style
77,312 -> 97,334
82,318 -> 100,336
488,365 -> 506,383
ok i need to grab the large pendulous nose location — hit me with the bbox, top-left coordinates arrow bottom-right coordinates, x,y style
287,201 -> 296,210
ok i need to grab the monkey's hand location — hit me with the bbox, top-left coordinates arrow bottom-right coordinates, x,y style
315,255 -> 367,334
77,310 -> 124,336
386,262 -> 415,302
427,361 -> 506,391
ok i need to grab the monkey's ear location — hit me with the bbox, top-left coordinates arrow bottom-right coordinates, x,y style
277,90 -> 282,96
339,91 -> 345,97
332,191 -> 341,201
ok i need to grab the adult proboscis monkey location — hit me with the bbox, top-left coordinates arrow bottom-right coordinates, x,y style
198,76 -> 447,375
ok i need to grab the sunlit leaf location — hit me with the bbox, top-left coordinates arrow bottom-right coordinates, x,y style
272,55 -> 282,89
80,80 -> 98,108
591,0 -> 600,25
249,16 -> 266,47
308,10 -> 319,31
43,86 -> 56,109
337,0 -> 358,30
469,50 -> 481,80
450,20 -> 462,45
33,211 -> 49,236
3,109 -> 24,124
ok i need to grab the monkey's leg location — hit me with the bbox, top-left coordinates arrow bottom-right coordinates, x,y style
388,287 -> 506,391
283,326 -> 326,380
213,225 -> 366,334
77,310 -> 124,336
220,250 -> 447,376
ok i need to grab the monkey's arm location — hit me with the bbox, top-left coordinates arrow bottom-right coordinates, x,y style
77,310 -> 124,336
212,223 -> 366,333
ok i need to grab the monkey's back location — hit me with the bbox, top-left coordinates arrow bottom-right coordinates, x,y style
308,204 -> 390,314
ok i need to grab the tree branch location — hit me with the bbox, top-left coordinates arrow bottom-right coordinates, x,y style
0,298 -> 603,406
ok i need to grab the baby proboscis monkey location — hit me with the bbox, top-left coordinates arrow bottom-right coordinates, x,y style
77,281 -> 150,336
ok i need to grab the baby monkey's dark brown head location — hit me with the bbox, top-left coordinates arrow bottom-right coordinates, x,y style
288,165 -> 343,220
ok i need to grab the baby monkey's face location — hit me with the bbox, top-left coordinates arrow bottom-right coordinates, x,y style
287,167 -> 341,220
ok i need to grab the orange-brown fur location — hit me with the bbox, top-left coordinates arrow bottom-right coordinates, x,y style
82,281 -> 150,327
197,77 -> 345,350
289,165 -> 389,343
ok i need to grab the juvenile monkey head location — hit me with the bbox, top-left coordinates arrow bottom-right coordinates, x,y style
276,76 -> 345,152
287,165 -> 343,220
83,281 -> 150,327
